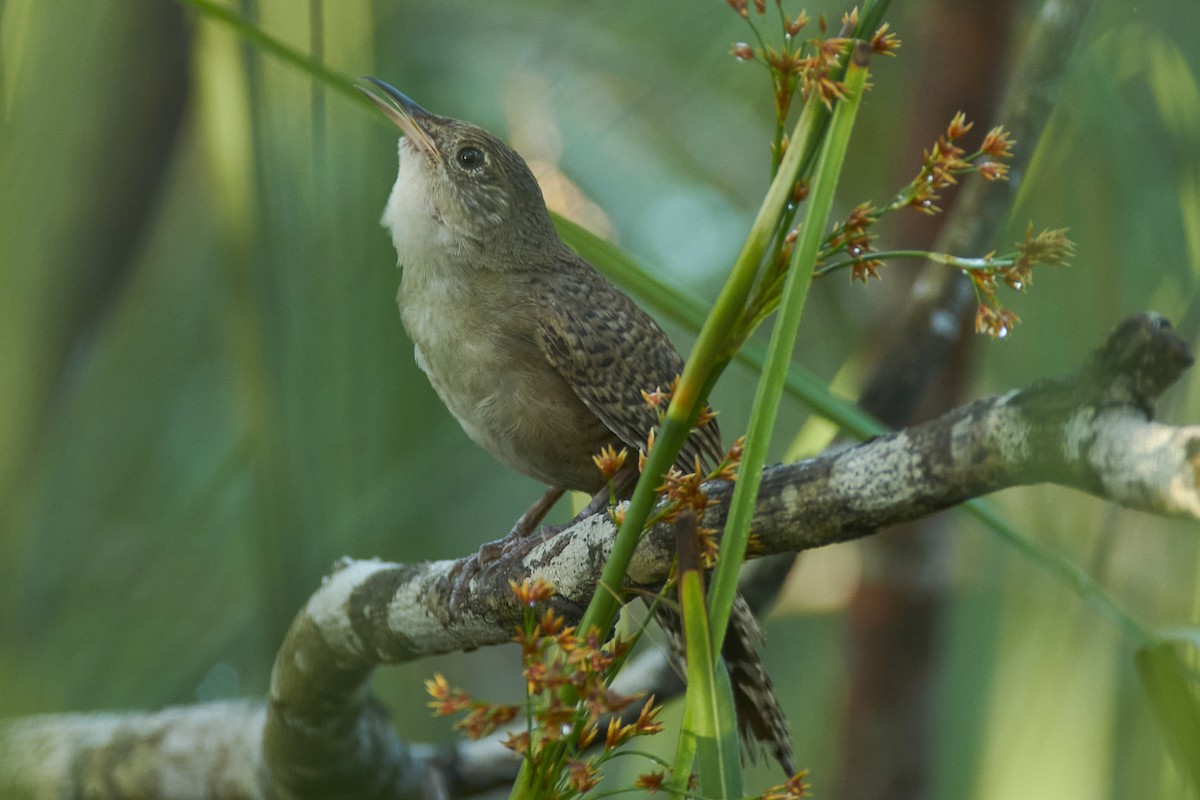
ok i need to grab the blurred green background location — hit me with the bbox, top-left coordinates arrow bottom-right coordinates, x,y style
1,0 -> 1198,797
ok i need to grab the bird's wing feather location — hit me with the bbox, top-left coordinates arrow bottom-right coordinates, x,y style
533,265 -> 723,471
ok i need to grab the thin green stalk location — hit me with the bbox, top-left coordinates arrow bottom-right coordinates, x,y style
960,499 -> 1151,642
708,45 -> 872,652
815,249 -> 1020,277
176,0 -> 366,108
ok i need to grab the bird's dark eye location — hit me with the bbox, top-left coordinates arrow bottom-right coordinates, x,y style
456,146 -> 485,169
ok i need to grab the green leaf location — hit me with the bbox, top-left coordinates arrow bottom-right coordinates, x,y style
1135,641 -> 1200,791
676,544 -> 742,798
176,0 -> 366,107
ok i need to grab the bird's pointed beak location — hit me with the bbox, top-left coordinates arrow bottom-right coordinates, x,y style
356,77 -> 439,158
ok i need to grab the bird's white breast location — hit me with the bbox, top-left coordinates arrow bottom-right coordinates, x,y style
380,138 -> 604,489
381,140 -> 455,269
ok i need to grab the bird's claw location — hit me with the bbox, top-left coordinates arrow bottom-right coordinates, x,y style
446,524 -> 564,613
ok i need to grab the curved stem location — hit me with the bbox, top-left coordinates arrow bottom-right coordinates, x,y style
815,248 -> 1018,278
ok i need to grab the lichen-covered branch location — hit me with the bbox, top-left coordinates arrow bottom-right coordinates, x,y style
0,702 -> 270,798
1,313 -> 1196,799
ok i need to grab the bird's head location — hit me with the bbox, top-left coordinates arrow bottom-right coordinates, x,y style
357,77 -> 559,267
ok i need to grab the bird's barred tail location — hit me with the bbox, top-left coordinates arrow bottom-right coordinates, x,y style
722,593 -> 795,775
653,592 -> 794,776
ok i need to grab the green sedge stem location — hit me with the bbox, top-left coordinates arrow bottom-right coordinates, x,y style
708,44 -> 872,654
574,74 -> 827,652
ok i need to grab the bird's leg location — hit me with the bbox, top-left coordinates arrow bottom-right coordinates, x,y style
446,470 -> 639,611
472,485 -> 566,572
508,485 -> 567,539
447,486 -> 565,611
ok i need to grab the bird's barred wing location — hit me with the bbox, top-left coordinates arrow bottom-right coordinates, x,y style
534,269 -> 724,472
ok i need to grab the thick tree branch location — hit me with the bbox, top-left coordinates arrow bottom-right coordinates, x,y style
1,313 -> 1196,799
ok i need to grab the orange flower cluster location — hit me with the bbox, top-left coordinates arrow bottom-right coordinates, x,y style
900,112 -> 1015,216
818,115 -> 1009,285
656,457 -> 721,566
433,560 -> 813,796
829,201 -> 882,282
643,432 -> 743,567
640,383 -> 674,418
813,106 -> 1066,337
585,376 -> 734,563
511,576 -> 556,607
605,697 -> 665,750
969,225 -> 1075,339
428,579 -> 668,799
869,21 -> 901,56
425,672 -> 519,740
726,2 -> 901,125
763,768 -> 814,799
634,769 -> 666,792
591,444 -> 627,481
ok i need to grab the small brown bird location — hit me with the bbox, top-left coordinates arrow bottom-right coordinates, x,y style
358,77 -> 792,774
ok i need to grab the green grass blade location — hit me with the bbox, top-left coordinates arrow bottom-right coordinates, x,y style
676,554 -> 742,798
959,500 -> 1152,642
670,701 -> 701,796
1136,641 -> 1200,791
175,0 -> 369,109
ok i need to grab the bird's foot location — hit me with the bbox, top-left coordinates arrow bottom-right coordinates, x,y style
445,487 -> 566,612
445,480 -> 629,613
446,521 -> 567,612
